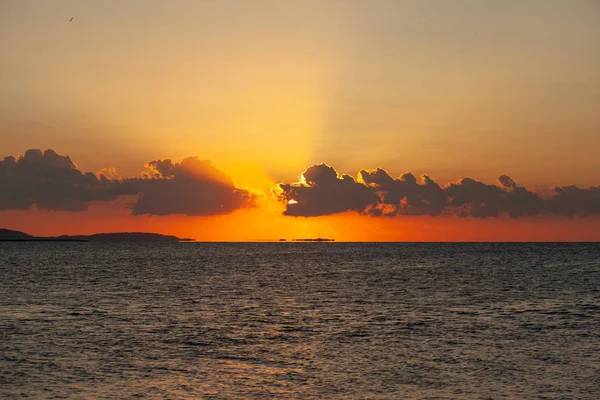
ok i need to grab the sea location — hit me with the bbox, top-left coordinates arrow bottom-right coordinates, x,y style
1,242 -> 598,399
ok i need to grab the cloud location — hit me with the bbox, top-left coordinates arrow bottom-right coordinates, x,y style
274,163 -> 600,218
358,169 -> 446,216
0,149 -> 258,215
444,176 -> 544,218
0,149 -> 134,211
130,157 -> 259,216
3,151 -> 598,219
550,185 -> 600,216
273,164 -> 379,216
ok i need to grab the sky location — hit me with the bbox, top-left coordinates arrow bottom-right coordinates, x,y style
1,0 -> 599,241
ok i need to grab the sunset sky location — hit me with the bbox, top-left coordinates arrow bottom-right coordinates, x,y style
1,0 -> 599,241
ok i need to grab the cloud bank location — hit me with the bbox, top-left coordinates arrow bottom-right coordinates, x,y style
274,164 -> 600,218
131,157 -> 259,216
0,149 -> 133,212
2,151 -> 598,219
0,149 -> 258,215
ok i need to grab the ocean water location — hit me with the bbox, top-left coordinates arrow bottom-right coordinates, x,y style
1,242 -> 599,399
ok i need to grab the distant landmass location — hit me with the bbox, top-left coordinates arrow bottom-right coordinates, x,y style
0,229 -> 35,241
292,238 -> 335,242
0,229 -> 194,242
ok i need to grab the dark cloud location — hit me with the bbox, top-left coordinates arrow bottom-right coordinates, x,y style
273,164 -> 379,216
130,157 -> 259,216
274,164 -> 600,218
550,185 -> 600,216
444,176 -> 544,218
275,164 -> 378,216
0,149 -> 134,211
359,169 -> 446,216
3,150 -> 598,219
0,149 -> 258,215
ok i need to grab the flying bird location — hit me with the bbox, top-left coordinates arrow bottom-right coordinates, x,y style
69,17 -> 73,22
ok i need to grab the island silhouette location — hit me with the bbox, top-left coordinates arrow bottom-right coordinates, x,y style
1,229 -> 335,242
0,229 -> 194,242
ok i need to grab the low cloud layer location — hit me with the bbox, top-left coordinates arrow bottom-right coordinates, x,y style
0,149 -> 258,215
274,164 -> 379,216
131,157 -> 259,216
0,149 -> 133,212
274,164 -> 600,218
2,151 -> 598,219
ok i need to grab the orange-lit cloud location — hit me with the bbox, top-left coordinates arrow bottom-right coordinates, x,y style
273,164 -> 378,216
274,164 -> 600,218
0,149 -> 258,216
2,150 -> 600,225
132,157 -> 259,216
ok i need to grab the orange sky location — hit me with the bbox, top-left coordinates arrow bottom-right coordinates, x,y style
1,1 -> 599,241
0,152 -> 598,241
2,201 -> 600,242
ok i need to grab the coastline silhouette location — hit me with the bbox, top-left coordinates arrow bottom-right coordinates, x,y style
0,229 -> 193,242
0,229 -> 335,242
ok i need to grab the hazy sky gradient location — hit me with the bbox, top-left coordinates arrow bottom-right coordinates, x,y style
1,1 -> 599,240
